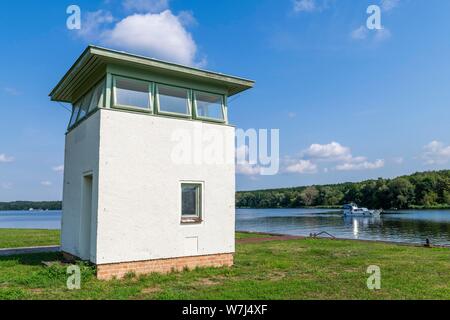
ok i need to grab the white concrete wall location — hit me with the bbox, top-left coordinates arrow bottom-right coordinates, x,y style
61,112 -> 100,262
95,109 -> 235,264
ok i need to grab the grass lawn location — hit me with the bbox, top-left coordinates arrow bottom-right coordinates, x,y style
0,229 -> 60,248
0,230 -> 449,299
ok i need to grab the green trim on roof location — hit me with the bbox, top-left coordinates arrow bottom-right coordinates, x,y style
49,45 -> 254,104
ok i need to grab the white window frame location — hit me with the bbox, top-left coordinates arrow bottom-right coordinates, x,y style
112,75 -> 153,113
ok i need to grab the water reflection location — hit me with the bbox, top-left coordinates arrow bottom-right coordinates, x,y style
236,208 -> 450,246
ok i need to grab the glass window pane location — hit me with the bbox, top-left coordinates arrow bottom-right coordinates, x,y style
69,101 -> 81,128
158,84 -> 190,115
195,92 -> 224,120
77,91 -> 93,121
89,80 -> 105,112
181,184 -> 201,216
115,77 -> 150,110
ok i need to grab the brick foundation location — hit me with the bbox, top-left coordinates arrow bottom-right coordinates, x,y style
96,253 -> 234,280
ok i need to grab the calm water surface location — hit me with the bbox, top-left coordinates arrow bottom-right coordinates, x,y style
0,210 -> 61,229
2,209 -> 450,245
236,208 -> 450,246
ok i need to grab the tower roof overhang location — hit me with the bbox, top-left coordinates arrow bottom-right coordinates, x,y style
49,45 -> 255,104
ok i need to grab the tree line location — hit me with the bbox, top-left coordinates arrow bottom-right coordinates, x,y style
0,201 -> 62,211
1,170 -> 449,211
236,170 -> 450,210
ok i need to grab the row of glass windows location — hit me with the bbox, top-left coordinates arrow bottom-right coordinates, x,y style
68,76 -> 227,130
68,80 -> 105,128
113,76 -> 226,122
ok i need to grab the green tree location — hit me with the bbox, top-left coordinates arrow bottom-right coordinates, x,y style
300,187 -> 319,206
388,178 -> 415,209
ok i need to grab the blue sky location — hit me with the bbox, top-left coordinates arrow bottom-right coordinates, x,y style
1,0 -> 450,200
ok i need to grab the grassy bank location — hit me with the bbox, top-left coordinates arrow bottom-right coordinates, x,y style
0,229 -> 60,248
0,230 -> 449,299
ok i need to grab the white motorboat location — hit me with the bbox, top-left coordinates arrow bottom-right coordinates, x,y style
342,204 -> 382,217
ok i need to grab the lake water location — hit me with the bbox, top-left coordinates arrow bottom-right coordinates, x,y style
0,210 -> 61,229
236,208 -> 450,246
2,209 -> 450,246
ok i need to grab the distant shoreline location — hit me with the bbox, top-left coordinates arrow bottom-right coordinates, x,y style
236,206 -> 450,210
0,201 -> 62,212
0,203 -> 450,213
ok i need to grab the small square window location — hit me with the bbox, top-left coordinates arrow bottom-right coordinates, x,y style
181,183 -> 202,222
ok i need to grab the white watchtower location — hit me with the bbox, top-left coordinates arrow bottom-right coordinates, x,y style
50,46 -> 254,279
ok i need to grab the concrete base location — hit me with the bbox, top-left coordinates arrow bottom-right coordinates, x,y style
96,253 -> 234,280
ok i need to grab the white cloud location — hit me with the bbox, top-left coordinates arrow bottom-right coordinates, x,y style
176,10 -> 197,27
297,142 -> 385,172
235,145 -> 248,162
1,182 -> 12,190
381,0 -> 400,12
422,141 -> 450,165
374,28 -> 391,42
392,157 -> 404,164
351,25 -> 391,42
41,181 -> 52,187
100,10 -> 200,66
302,141 -> 351,162
351,26 -> 368,40
123,0 -> 170,13
0,153 -> 14,163
77,10 -> 114,40
293,0 -> 333,13
3,87 -> 21,96
52,165 -> 64,173
235,145 -> 262,176
293,0 -> 316,12
287,112 -> 297,119
75,4 -> 201,67
335,159 -> 385,171
236,163 -> 262,176
285,160 -> 318,174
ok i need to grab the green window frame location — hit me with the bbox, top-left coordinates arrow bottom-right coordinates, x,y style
67,78 -> 105,130
112,76 -> 153,112
68,101 -> 81,129
89,80 -> 106,112
76,90 -> 94,122
156,83 -> 192,117
181,183 -> 203,222
193,90 -> 226,123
